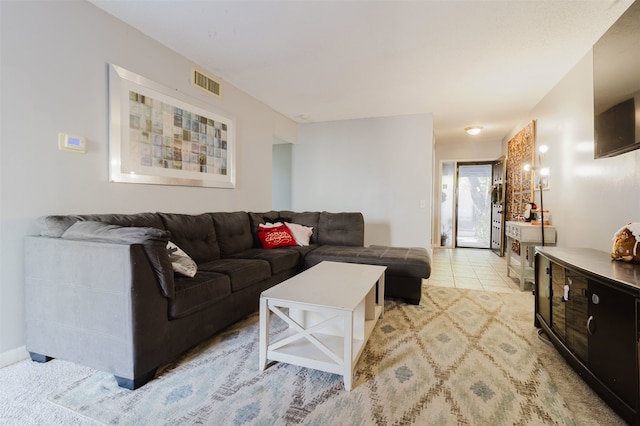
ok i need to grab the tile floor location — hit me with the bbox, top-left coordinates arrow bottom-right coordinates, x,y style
427,247 -> 523,293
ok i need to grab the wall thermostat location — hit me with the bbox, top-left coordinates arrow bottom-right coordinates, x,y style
58,132 -> 86,153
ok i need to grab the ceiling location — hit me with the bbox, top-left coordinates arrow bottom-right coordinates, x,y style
89,0 -> 634,145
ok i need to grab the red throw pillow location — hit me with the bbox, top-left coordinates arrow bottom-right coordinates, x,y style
257,224 -> 298,249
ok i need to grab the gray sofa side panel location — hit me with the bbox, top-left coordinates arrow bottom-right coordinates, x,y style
25,237 -> 171,383
317,212 -> 365,246
60,221 -> 175,299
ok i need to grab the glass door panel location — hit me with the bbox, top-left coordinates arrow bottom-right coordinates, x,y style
455,163 -> 492,248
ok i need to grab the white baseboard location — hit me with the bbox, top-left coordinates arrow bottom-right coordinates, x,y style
0,346 -> 29,368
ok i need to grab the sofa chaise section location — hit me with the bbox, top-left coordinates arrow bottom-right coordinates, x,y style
304,245 -> 431,305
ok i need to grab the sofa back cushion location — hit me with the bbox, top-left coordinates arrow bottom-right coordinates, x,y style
211,212 -> 253,257
248,211 -> 279,248
317,212 -> 364,246
280,211 -> 320,244
159,213 -> 220,264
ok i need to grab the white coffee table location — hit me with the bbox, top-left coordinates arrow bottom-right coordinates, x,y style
259,261 -> 386,391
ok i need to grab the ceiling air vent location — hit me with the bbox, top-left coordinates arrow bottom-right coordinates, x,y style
192,68 -> 221,97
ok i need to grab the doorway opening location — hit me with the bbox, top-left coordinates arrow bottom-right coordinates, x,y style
438,158 -> 506,252
455,162 -> 493,249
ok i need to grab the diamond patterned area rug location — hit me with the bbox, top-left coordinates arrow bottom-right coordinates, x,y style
49,286 -> 575,425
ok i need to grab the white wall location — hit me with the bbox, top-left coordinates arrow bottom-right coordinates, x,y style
272,143 -> 292,210
292,114 -> 433,248
0,1 -> 296,363
504,51 -> 640,251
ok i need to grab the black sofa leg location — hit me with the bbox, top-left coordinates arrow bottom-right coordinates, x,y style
29,352 -> 53,363
115,368 -> 157,390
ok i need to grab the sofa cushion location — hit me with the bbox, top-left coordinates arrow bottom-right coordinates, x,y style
280,211 -> 321,242
228,248 -> 301,275
159,213 -> 220,264
317,212 -> 364,246
211,212 -> 253,256
60,221 -> 175,298
198,259 -> 271,292
169,272 -> 231,319
304,245 -> 431,279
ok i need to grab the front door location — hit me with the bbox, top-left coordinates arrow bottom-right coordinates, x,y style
455,162 -> 493,248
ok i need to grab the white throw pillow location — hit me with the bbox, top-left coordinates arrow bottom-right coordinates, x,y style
285,222 -> 313,246
260,222 -> 283,228
167,241 -> 197,277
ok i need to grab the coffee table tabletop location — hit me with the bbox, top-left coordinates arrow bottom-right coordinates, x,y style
261,261 -> 386,309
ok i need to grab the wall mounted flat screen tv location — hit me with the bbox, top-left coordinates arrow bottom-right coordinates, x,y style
593,1 -> 640,159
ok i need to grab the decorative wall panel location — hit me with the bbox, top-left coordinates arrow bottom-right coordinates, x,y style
505,121 -> 535,221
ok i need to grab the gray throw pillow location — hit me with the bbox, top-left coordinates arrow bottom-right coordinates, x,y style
61,221 -> 169,243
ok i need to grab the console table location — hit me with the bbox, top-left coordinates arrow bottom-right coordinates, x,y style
505,221 -> 556,290
535,247 -> 640,424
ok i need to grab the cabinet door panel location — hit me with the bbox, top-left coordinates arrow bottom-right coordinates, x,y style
536,254 -> 551,326
588,280 -> 637,409
551,263 -> 566,341
565,272 -> 588,362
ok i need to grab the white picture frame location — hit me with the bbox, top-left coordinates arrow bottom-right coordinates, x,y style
108,64 -> 235,188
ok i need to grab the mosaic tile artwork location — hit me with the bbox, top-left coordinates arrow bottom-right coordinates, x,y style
128,91 -> 228,176
505,120 -> 535,221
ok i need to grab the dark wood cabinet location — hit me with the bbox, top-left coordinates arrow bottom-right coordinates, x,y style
587,280 -> 637,410
535,247 -> 640,424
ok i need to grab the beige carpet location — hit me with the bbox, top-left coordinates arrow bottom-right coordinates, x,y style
40,285 -> 624,425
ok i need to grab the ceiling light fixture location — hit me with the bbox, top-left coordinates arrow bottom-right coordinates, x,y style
465,126 -> 483,136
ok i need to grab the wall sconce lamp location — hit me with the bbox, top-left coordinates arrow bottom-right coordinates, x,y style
523,144 -> 550,188
523,163 -> 550,188
465,126 -> 483,136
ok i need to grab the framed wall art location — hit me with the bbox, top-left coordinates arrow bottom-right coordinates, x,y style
108,64 -> 235,188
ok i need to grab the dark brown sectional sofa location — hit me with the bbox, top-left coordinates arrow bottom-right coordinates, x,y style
24,210 -> 430,390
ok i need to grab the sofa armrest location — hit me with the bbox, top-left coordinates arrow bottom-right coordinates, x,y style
24,236 -> 170,382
